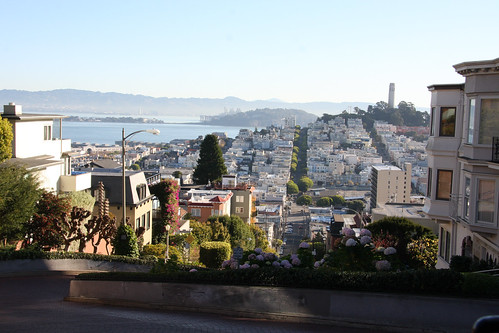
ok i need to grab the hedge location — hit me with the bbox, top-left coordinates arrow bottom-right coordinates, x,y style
71,268 -> 499,298
0,247 -> 157,265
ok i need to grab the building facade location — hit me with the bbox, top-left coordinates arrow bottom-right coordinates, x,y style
424,58 -> 499,268
370,163 -> 411,210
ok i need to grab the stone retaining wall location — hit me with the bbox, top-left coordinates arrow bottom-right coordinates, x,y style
67,279 -> 499,333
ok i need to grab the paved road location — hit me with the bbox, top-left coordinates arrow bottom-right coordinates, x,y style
0,274 -> 382,333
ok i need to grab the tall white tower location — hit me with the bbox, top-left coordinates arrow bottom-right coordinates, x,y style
388,83 -> 395,108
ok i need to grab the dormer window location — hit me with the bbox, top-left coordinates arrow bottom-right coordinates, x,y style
44,125 -> 52,140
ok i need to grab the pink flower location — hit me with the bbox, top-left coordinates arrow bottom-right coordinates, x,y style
345,238 -> 357,247
342,228 -> 355,237
299,242 -> 310,249
248,253 -> 256,260
240,263 -> 250,269
254,248 -> 263,254
189,269 -> 197,273
251,264 -> 260,269
384,247 -> 397,255
256,254 -> 264,261
314,261 -> 321,268
360,229 -> 372,237
360,236 -> 372,246
375,260 -> 391,271
291,258 -> 301,266
230,262 -> 239,270
272,261 -> 281,268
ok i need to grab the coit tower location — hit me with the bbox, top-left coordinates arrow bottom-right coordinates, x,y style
388,83 -> 395,108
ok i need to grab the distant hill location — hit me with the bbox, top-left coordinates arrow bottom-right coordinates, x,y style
201,108 -> 317,127
0,89 -> 375,117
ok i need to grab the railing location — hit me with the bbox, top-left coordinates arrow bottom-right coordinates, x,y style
493,137 -> 499,163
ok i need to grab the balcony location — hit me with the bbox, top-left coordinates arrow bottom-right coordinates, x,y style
59,171 -> 91,192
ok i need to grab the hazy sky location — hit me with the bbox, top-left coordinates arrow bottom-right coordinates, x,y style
2,0 -> 498,108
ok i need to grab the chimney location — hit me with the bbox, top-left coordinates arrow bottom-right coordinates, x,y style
4,102 -> 22,115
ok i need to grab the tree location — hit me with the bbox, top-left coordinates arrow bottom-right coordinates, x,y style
130,163 -> 140,171
193,134 -> 227,185
286,180 -> 299,195
57,207 -> 92,251
250,224 -> 270,252
346,200 -> 365,213
316,197 -> 332,207
208,215 -> 254,250
26,192 -> 71,249
296,195 -> 313,206
0,118 -> 13,163
297,176 -> 313,192
0,164 -> 42,245
330,195 -> 346,207
150,179 -> 179,244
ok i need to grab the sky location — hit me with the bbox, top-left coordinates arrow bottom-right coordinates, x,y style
1,0 -> 499,109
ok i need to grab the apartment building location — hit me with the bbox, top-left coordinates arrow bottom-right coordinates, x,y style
424,58 -> 499,268
370,163 -> 412,210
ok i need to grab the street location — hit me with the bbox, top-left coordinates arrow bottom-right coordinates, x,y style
0,274 -> 382,333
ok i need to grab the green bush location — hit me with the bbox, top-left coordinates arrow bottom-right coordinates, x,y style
142,243 -> 167,258
462,273 -> 499,298
112,224 -> 140,258
450,255 -> 473,272
199,241 -> 231,268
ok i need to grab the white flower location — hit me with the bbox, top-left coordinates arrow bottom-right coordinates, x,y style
360,229 -> 372,237
360,236 -> 372,246
384,247 -> 397,255
345,238 -> 358,247
375,260 -> 391,271
299,242 -> 310,249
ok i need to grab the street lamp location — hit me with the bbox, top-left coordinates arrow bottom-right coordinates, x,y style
122,128 -> 160,225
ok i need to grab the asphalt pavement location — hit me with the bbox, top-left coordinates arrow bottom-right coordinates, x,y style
0,274 -> 383,333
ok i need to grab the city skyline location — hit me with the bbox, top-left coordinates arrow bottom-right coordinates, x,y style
1,1 -> 498,109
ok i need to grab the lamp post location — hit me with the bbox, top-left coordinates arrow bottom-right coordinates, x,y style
342,207 -> 365,228
122,128 -> 160,225
164,224 -> 171,263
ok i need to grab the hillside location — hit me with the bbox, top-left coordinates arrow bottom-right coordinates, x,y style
0,89 -> 375,117
201,108 -> 317,127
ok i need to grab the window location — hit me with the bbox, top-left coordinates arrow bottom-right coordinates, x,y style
439,107 -> 456,137
436,170 -> 452,200
430,107 -> 435,136
427,168 -> 432,198
236,196 -> 244,203
477,179 -> 495,223
211,209 -> 219,216
146,212 -> 151,230
463,177 -> 471,220
439,227 -> 451,262
141,214 -> 145,228
235,207 -> 244,214
191,208 -> 201,217
467,99 -> 475,144
135,218 -> 140,229
479,99 -> 499,144
44,125 -> 52,140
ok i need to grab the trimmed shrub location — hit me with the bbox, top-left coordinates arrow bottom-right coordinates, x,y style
142,243 -> 167,258
112,224 -> 140,258
462,273 -> 499,298
199,241 -> 231,269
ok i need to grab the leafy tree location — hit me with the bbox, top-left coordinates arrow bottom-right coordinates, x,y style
250,224 -> 271,252
58,207 -> 92,251
286,180 -> 299,195
193,134 -> 227,185
316,197 -> 332,207
0,164 -> 42,245
330,195 -> 346,207
0,118 -> 13,163
150,179 -> 179,243
208,219 -> 230,242
26,192 -> 71,249
190,220 -> 213,245
130,163 -> 140,171
297,176 -> 313,192
208,215 -> 254,250
296,195 -> 313,206
346,200 -> 365,213
112,223 -> 139,258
